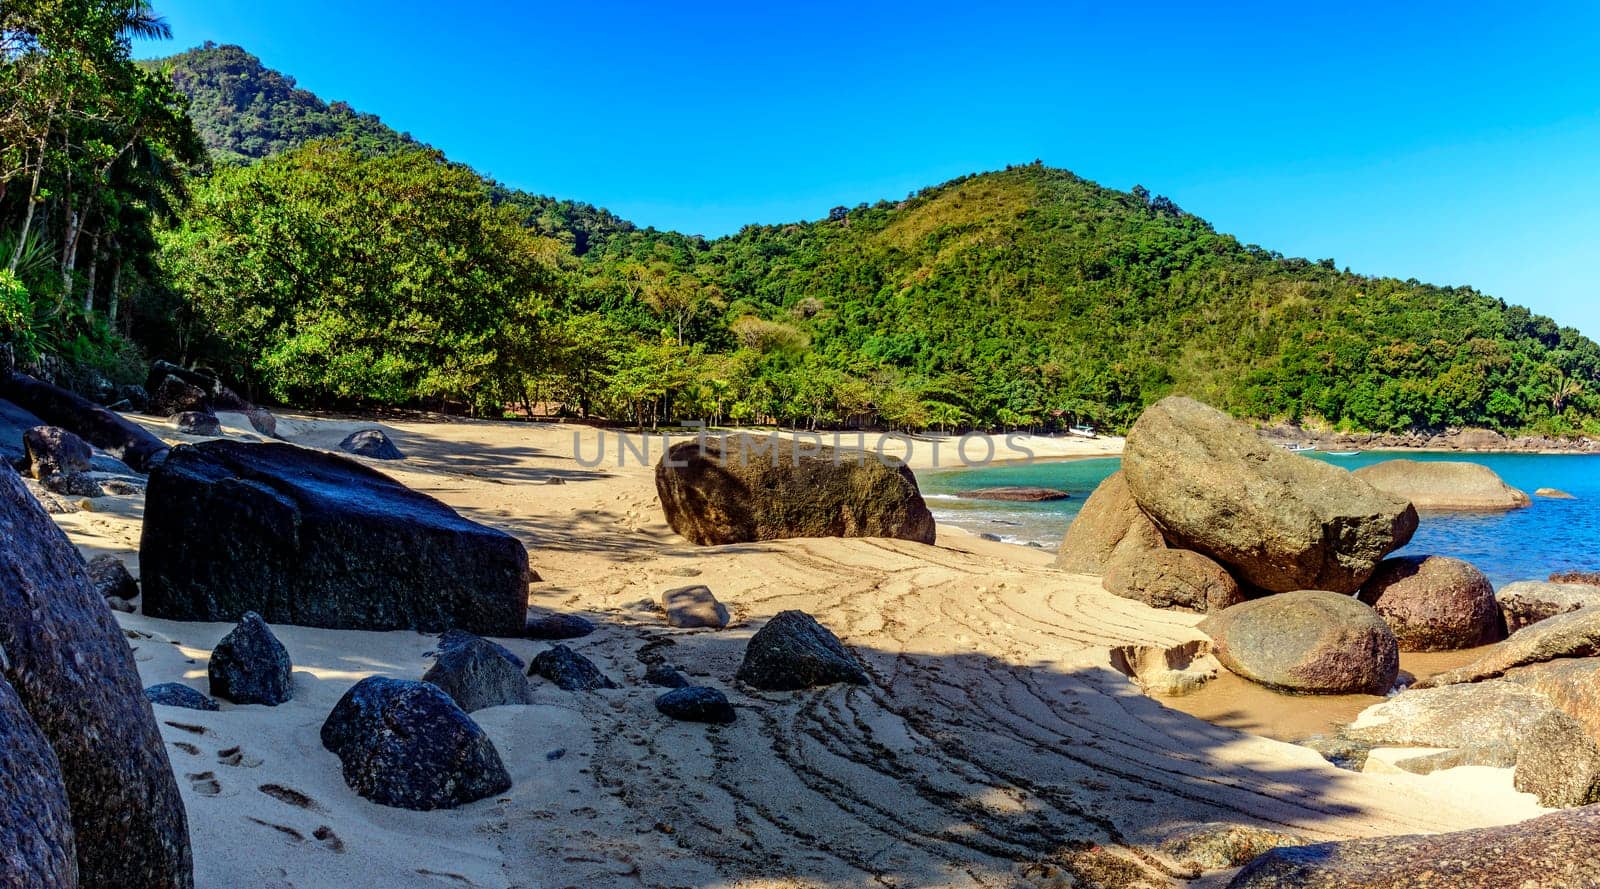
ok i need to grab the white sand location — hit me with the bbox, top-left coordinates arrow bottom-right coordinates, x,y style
53,413 -> 1549,888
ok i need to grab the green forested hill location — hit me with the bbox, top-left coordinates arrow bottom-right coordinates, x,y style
77,41 -> 1600,433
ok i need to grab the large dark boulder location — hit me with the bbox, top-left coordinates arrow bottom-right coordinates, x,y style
1199,590 -> 1399,694
140,441 -> 529,635
1514,709 -> 1600,808
1353,459 -> 1530,511
0,396 -> 46,466
0,373 -> 170,472
1055,470 -> 1166,574
0,674 -> 78,888
320,677 -> 512,810
1123,398 -> 1416,593
339,428 -> 404,460
422,632 -> 534,712
86,554 -> 139,601
148,377 -> 208,418
1344,681 -> 1557,750
0,462 -> 192,887
207,612 -> 293,706
22,425 -> 91,478
146,360 -> 248,412
655,434 -> 935,546
524,611 -> 596,640
1225,806 -> 1600,888
1102,548 -> 1244,613
1356,555 -> 1502,651
736,610 -> 870,691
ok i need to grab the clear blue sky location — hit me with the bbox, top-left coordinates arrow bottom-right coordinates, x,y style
137,1 -> 1600,335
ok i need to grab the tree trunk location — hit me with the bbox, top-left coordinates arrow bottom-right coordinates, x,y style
107,253 -> 124,324
7,138 -> 46,273
83,232 -> 100,314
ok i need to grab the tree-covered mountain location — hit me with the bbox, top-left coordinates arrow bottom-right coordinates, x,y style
139,42 -> 417,164
15,30 -> 1600,436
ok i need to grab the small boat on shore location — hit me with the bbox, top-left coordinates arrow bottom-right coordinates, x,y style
1068,424 -> 1097,438
1325,450 -> 1362,457
1284,444 -> 1316,453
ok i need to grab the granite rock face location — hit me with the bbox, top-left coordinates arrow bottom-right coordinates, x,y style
1497,581 -> 1600,634
529,645 -> 617,691
1054,470 -> 1166,574
1103,548 -> 1244,613
140,441 -> 529,635
1,373 -> 170,471
1123,397 -> 1416,594
656,434 -> 936,546
0,462 -> 192,888
1225,806 -> 1600,888
0,674 -> 79,888
1415,606 -> 1600,688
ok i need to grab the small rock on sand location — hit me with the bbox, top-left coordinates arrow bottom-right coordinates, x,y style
529,644 -> 617,691
524,612 -> 596,640
655,686 -> 737,724
208,611 -> 293,706
339,428 -> 404,460
660,585 -> 729,629
423,631 -> 534,712
736,610 -> 869,691
144,683 -> 220,712
86,554 -> 139,601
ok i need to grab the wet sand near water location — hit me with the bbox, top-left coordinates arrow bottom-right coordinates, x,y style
1157,647 -> 1493,743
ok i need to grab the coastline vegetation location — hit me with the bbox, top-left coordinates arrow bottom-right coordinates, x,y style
5,12 -> 1599,437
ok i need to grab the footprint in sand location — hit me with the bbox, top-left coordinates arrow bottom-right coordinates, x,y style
163,721 -> 209,736
312,826 -> 345,853
172,741 -> 201,756
258,783 -> 327,814
246,817 -> 305,843
186,771 -> 221,796
217,745 -> 263,768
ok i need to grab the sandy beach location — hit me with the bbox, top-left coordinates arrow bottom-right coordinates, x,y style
53,413 -> 1552,889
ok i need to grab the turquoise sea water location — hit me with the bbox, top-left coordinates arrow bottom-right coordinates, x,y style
922,451 -> 1600,588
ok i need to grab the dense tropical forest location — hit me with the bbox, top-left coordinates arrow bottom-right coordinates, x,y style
5,4 -> 1599,435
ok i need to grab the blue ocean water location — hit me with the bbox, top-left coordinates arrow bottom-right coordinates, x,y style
922,451 -> 1600,588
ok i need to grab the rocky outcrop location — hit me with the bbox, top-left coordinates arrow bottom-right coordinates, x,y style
1551,570 -> 1600,585
144,683 -> 220,712
1102,548 -> 1243,613
140,441 -> 529,635
339,428 -> 404,460
1198,590 -> 1399,694
1344,681 -> 1556,750
529,644 -> 617,691
320,677 -> 512,810
21,425 -> 91,478
1353,459 -> 1530,511
953,486 -> 1070,502
145,361 -> 248,412
1415,606 -> 1600,688
655,434 -> 935,546
208,612 -> 293,706
655,686 -> 737,724
1498,581 -> 1600,633
736,610 -> 870,691
661,585 -> 730,628
1504,657 -> 1600,738
0,372 -> 170,471
1055,470 -> 1165,574
1356,555 -> 1501,650
1513,709 -> 1600,808
1159,822 -> 1304,871
1123,398 -> 1416,594
0,674 -> 78,889
422,632 -> 534,712
0,462 -> 192,888
148,377 -> 209,417
1537,487 -> 1577,499
1227,805 -> 1600,888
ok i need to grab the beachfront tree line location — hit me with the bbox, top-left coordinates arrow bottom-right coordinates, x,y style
5,14 -> 1600,435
